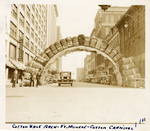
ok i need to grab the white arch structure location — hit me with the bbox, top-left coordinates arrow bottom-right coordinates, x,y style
26,35 -> 131,87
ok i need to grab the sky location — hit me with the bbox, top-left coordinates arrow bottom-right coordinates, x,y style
57,3 -> 99,79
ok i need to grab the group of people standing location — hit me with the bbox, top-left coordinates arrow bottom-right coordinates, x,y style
30,70 -> 41,87
11,68 -> 42,88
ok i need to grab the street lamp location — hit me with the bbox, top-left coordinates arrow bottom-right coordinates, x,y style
124,14 -> 133,28
98,5 -> 111,11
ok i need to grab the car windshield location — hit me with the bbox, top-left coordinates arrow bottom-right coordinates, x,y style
60,72 -> 71,77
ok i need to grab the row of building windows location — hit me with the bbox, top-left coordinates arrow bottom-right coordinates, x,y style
11,4 -> 18,19
11,4 -> 47,35
10,21 -> 17,38
10,20 -> 46,49
104,14 -> 122,24
120,10 -> 145,44
9,42 -> 41,64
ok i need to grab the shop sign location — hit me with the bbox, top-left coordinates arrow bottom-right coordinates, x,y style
18,39 -> 23,62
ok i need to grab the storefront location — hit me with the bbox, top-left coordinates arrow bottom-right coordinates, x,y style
6,58 -> 26,84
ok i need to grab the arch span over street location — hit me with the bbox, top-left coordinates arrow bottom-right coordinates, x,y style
26,35 -> 141,87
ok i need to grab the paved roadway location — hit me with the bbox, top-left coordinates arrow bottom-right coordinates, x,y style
6,82 -> 146,124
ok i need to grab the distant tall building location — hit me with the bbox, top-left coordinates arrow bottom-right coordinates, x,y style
76,68 -> 84,82
84,55 -> 91,80
47,5 -> 58,47
56,26 -> 62,72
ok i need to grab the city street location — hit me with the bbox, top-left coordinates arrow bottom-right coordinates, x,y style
6,82 -> 146,124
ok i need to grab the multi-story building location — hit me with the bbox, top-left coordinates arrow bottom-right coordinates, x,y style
90,6 -> 129,84
115,5 -> 145,78
5,4 -> 61,85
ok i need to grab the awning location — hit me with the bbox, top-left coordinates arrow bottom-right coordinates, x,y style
6,60 -> 16,69
19,62 -> 26,70
9,59 -> 25,70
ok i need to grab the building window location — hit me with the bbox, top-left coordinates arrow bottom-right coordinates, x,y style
35,46 -> 37,54
26,5 -> 30,19
38,38 -> 40,47
11,4 -> 18,19
31,56 -> 33,61
31,28 -> 34,39
19,12 -> 24,27
39,5 -> 41,13
39,26 -> 41,35
41,42 -> 45,50
35,21 -> 38,31
38,49 -> 40,55
19,30 -> 24,40
105,27 -> 110,36
39,15 -> 41,24
110,15 -> 114,23
36,9 -> 38,18
105,15 -> 109,23
26,21 -> 30,34
21,4 -> 25,11
25,37 -> 29,48
25,53 -> 29,65
10,21 -> 17,38
31,42 -> 34,51
118,15 -> 121,20
32,4 -> 35,12
9,43 -> 16,59
31,14 -> 34,25
132,21 -> 135,34
35,33 -> 37,43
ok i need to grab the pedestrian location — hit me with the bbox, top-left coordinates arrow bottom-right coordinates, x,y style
32,73 -> 36,87
12,69 -> 18,88
36,69 -> 41,87
20,72 -> 24,87
30,73 -> 33,87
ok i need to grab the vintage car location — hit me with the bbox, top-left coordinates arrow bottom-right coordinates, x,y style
58,72 -> 73,86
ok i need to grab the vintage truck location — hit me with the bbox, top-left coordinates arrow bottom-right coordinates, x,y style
58,72 -> 73,86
